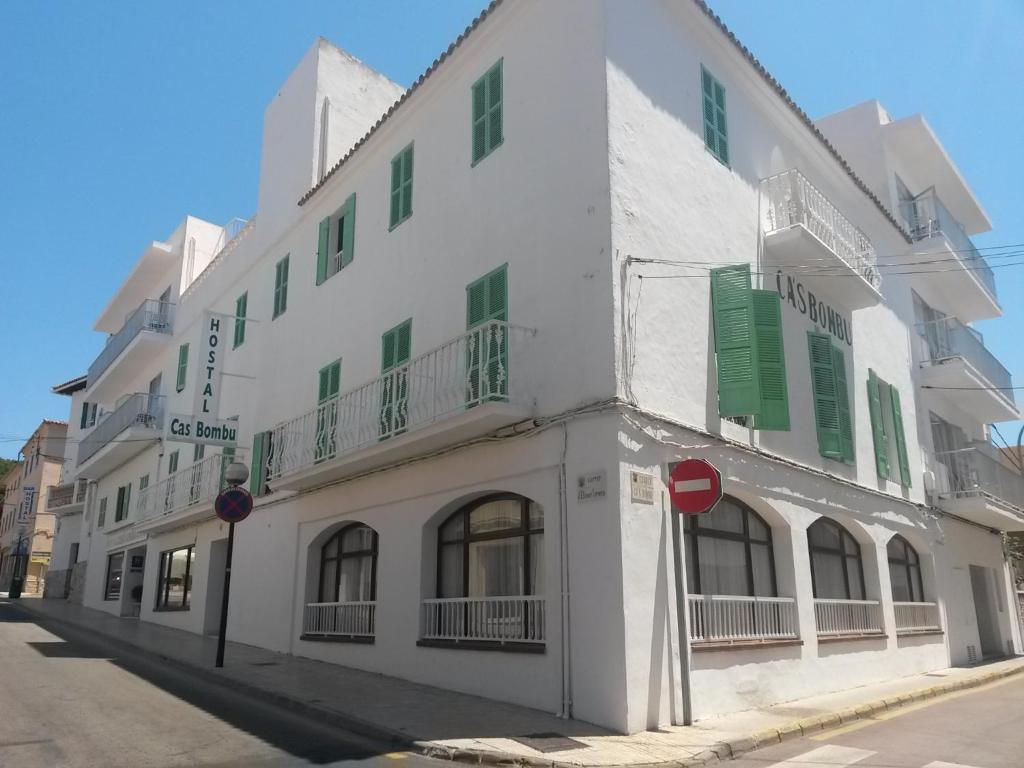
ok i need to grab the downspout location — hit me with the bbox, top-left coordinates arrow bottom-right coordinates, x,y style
558,422 -> 573,718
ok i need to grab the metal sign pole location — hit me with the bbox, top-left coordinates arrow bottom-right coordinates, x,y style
214,521 -> 235,668
670,508 -> 693,726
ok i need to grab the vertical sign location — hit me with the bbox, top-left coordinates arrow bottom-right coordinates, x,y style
195,311 -> 224,418
17,486 -> 35,524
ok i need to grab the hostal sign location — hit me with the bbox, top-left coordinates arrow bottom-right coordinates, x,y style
168,311 -> 238,447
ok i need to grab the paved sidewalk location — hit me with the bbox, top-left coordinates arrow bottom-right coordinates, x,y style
8,596 -> 1024,767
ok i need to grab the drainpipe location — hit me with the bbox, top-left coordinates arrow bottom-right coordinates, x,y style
558,423 -> 573,719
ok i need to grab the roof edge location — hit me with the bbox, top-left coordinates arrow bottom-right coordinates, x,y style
52,375 -> 88,395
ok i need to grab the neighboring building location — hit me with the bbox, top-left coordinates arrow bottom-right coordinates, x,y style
55,0 -> 1021,734
0,421 -> 67,594
0,461 -> 24,587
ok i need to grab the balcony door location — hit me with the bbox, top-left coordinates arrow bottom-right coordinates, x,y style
930,412 -> 969,494
466,266 -> 508,405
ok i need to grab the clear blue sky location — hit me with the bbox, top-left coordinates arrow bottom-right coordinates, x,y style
1,0 -> 1021,458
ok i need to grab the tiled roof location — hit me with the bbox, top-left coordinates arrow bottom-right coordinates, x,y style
299,0 -> 908,243
51,375 -> 87,395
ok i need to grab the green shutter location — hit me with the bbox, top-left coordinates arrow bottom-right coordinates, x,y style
472,78 -> 487,163
176,343 -> 189,392
381,328 -> 397,373
401,146 -> 413,219
389,146 -> 413,228
701,65 -> 729,166
316,216 -> 330,285
711,265 -> 760,417
467,277 -> 487,328
390,154 -> 402,228
866,370 -> 890,479
472,60 -> 503,165
487,60 -> 503,149
890,387 -> 912,487
340,193 -> 356,268
249,433 -> 265,496
233,292 -> 247,348
124,483 -> 131,521
318,366 -> 330,403
116,486 -> 125,521
396,321 -> 411,365
808,332 -> 841,460
751,289 -> 789,430
318,360 -> 340,403
273,256 -> 289,318
832,346 -> 854,464
168,450 -> 179,474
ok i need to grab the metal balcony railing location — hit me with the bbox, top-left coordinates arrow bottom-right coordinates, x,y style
77,394 -> 164,466
762,168 -> 881,290
900,190 -> 997,302
88,299 -> 174,385
916,317 -> 1015,406
136,452 -> 238,524
421,596 -> 545,643
931,445 -> 1024,513
303,601 -> 376,638
687,594 -> 799,644
813,598 -> 884,636
181,217 -> 256,302
46,478 -> 88,511
267,321 -> 536,481
893,601 -> 941,633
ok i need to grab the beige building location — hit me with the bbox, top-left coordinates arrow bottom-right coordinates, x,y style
0,420 -> 67,594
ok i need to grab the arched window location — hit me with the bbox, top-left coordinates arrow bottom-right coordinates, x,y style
319,524 -> 378,603
437,494 -> 543,598
684,495 -> 776,596
808,518 -> 866,600
887,535 -> 924,602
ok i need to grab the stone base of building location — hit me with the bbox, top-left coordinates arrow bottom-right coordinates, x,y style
42,569 -> 70,599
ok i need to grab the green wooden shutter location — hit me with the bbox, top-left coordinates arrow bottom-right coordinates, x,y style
233,292 -> 247,348
273,256 -> 289,317
487,60 -> 503,151
316,216 -> 331,285
472,78 -> 487,163
890,387 -> 912,487
124,483 -> 131,521
401,146 -> 413,220
472,60 -> 503,165
176,344 -> 189,392
340,193 -> 356,268
249,433 -> 265,496
318,366 -> 330,403
711,265 -> 760,417
486,265 -> 508,321
395,321 -> 412,365
467,277 -> 487,328
168,450 -> 179,474
751,289 -> 789,430
381,329 -> 397,373
832,346 -> 854,464
808,332 -> 841,460
115,486 -> 125,521
866,370 -> 890,479
701,66 -> 729,166
389,155 -> 402,228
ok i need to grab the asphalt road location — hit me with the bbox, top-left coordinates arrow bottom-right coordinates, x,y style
0,598 -> 445,768
728,672 -> 1024,768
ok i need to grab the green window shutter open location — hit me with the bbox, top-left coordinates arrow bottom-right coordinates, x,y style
168,450 -> 179,475
318,360 -> 340,403
751,289 -> 789,430
832,347 -> 854,464
467,277 -> 487,328
381,321 -> 412,374
866,370 -> 890,479
233,292 -> 247,348
389,145 -> 413,229
316,216 -> 330,285
273,256 -> 289,318
701,65 -> 729,166
808,332 -> 841,460
249,433 -> 265,496
710,265 -> 760,417
472,59 -> 503,165
890,387 -> 912,487
340,193 -> 356,268
176,343 -> 189,392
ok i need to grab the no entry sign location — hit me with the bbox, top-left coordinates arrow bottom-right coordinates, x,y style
668,459 -> 723,515
215,487 -> 254,524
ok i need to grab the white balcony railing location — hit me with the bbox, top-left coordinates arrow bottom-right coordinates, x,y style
268,321 -> 536,481
88,299 -> 174,385
814,598 -> 884,636
893,601 -> 942,633
77,394 -> 164,466
136,452 -> 237,524
916,317 -> 1016,406
421,596 -> 545,643
303,601 -> 376,638
931,445 -> 1024,513
46,478 -> 88,512
762,168 -> 881,290
688,594 -> 799,644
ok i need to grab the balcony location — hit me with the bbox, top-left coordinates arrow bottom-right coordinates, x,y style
916,318 -> 1019,423
813,598 -> 885,638
420,596 -> 545,645
928,445 -> 1024,531
87,299 -> 174,401
46,478 -> 89,515
901,191 -> 999,322
687,594 -> 799,647
77,394 -> 164,477
267,321 -> 537,491
136,452 -> 238,534
893,601 -> 942,635
302,601 -> 376,641
761,168 -> 882,310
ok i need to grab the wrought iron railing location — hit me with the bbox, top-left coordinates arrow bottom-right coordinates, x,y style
303,601 -> 375,638
77,394 -> 164,466
88,299 -> 174,385
421,596 -> 545,643
688,594 -> 799,643
916,317 -> 1015,406
813,598 -> 884,636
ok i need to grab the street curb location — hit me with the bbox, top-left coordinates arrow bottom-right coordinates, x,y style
11,600 -> 1024,768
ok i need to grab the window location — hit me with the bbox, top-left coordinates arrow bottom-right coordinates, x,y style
97,497 -> 107,528
233,292 -> 247,348
466,265 -> 510,405
316,360 -> 341,461
249,431 -> 271,497
80,401 -> 91,429
808,332 -> 853,463
710,265 -> 789,429
472,59 -> 503,165
316,194 -> 357,284
808,518 -> 866,600
139,474 -> 149,492
114,483 -> 131,523
437,494 -> 544,599
867,370 -> 912,486
389,144 -> 414,229
176,343 -> 189,392
155,545 -> 195,610
193,444 -> 205,462
273,255 -> 289,319
684,496 -> 776,596
379,320 -> 412,438
887,536 -> 924,603
168,450 -> 180,475
701,65 -> 729,166
104,552 -> 123,600
319,524 -> 378,603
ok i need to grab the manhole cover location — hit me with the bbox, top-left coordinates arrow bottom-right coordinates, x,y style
511,734 -> 587,753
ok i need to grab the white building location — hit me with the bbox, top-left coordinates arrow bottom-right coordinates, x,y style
47,0 -> 1023,735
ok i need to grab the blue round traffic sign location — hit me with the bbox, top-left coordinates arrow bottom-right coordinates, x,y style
215,487 -> 254,524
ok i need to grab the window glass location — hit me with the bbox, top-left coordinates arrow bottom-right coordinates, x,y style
694,536 -> 747,595
439,542 -> 464,598
845,557 -> 865,600
684,496 -> 776,597
886,537 -> 905,561
750,543 -> 774,597
317,525 -> 377,604
747,513 -> 769,542
319,558 -> 338,603
811,550 -> 847,599
809,520 -> 841,549
156,545 -> 193,609
890,562 -> 911,602
699,499 -> 745,535
440,513 -> 464,542
529,532 -> 544,594
338,555 -> 373,602
342,525 -> 374,553
469,499 -> 521,535
105,553 -> 124,600
468,537 -> 524,597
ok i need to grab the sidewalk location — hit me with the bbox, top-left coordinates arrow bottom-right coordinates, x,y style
9,596 -> 1024,768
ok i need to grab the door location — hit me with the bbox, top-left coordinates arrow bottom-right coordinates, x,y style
147,374 -> 163,424
379,322 -> 411,438
466,266 -> 508,405
969,565 -> 1002,658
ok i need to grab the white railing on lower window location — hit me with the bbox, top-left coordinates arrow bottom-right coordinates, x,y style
814,598 -> 884,636
268,321 -> 536,481
303,601 -> 376,637
421,596 -> 545,643
893,601 -> 941,633
136,452 -> 239,524
688,594 -> 799,643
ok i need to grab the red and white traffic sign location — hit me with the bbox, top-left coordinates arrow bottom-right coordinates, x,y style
668,459 -> 723,515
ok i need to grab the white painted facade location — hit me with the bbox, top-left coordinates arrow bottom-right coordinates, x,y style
44,0 -> 1022,736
